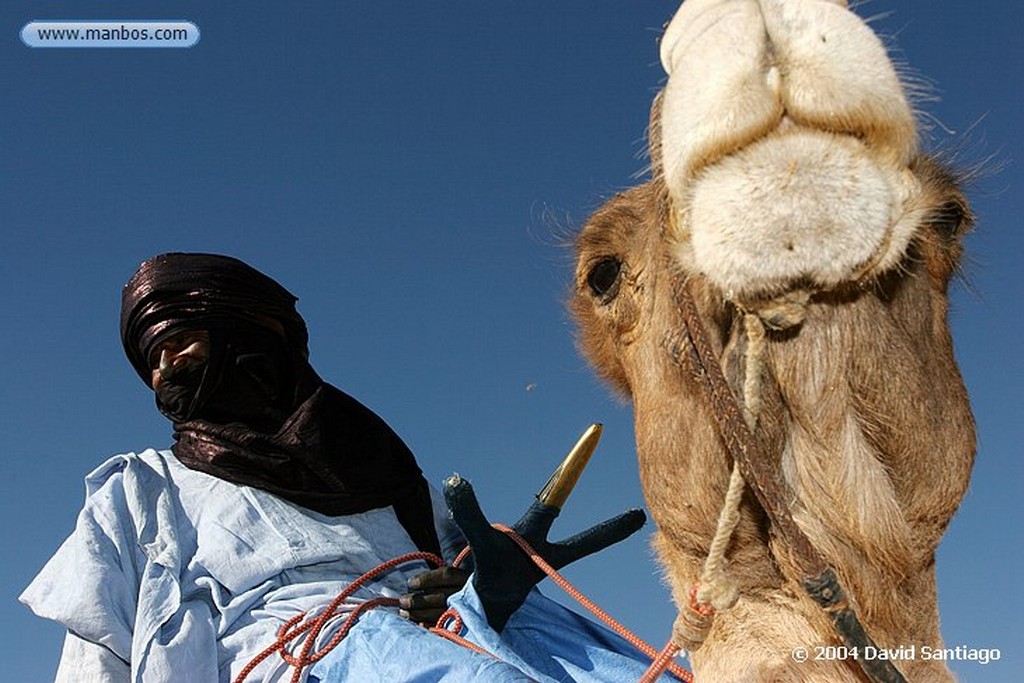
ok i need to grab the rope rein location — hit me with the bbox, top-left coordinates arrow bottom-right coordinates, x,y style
234,293 -> 898,683
490,524 -> 693,682
233,307 -> 770,683
667,279 -> 908,683
235,528 -> 694,683
673,313 -> 765,653
233,551 -> 444,683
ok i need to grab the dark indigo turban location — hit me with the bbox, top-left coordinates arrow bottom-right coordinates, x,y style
115,252 -> 442,556
120,252 -> 308,385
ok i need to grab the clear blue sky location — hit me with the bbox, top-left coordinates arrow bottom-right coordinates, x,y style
2,2 -> 1021,681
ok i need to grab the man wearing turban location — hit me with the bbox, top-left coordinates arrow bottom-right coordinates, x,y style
20,254 -> 667,682
20,253 -> 471,681
118,252 -> 447,553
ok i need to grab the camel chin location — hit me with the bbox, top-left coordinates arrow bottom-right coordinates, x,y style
675,126 -> 925,306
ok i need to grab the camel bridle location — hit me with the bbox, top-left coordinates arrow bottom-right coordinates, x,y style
664,276 -> 908,683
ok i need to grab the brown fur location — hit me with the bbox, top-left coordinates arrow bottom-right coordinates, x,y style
570,99 -> 975,682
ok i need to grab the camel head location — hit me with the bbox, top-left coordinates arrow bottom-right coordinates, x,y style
571,1 -> 975,680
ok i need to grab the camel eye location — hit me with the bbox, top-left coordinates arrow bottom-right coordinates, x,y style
587,257 -> 622,300
931,199 -> 967,240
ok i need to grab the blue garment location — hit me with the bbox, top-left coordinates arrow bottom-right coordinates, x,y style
309,581 -> 677,683
22,449 -> 677,682
21,450 -> 464,682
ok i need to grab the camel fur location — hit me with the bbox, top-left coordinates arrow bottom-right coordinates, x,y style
570,1 -> 975,680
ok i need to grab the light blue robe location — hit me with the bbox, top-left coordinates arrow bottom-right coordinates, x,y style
21,450 -> 677,682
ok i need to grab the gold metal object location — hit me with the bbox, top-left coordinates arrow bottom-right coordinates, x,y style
536,423 -> 603,509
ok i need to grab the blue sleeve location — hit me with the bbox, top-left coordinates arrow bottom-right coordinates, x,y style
20,452 -> 217,683
20,456 -> 142,663
54,632 -> 131,683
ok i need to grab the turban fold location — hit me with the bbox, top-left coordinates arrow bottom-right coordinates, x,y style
120,252 -> 308,385
115,252 -> 442,555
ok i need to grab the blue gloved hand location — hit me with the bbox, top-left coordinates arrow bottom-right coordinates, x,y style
443,474 -> 646,632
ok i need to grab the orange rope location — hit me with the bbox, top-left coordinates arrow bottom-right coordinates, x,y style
452,544 -> 473,568
489,524 -> 693,683
638,641 -> 685,683
428,608 -> 498,658
233,551 -> 443,683
236,527 -> 694,683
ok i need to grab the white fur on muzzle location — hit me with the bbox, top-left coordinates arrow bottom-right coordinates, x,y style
659,0 -> 924,301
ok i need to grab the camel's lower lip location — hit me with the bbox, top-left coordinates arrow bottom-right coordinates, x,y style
669,128 -> 912,301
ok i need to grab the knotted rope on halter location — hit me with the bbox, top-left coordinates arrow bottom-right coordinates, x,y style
665,278 -> 908,683
672,312 -> 766,652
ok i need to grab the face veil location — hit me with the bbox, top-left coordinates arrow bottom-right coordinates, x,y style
119,253 -> 442,555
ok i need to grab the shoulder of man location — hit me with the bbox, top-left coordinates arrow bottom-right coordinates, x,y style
83,448 -> 170,494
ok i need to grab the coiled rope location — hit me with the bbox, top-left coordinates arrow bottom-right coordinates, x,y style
233,551 -> 444,683
236,527 -> 694,683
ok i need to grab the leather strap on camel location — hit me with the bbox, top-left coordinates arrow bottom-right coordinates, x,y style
665,278 -> 907,683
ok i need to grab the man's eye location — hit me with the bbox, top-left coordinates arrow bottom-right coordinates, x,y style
587,257 -> 622,299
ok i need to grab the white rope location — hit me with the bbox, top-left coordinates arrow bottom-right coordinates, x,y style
675,312 -> 766,651
695,463 -> 745,610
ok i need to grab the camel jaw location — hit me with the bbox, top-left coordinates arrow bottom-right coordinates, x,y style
658,0 -> 922,305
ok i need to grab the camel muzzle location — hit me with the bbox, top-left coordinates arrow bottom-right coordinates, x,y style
658,0 -> 922,307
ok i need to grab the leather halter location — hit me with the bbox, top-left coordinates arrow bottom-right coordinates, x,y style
665,277 -> 907,683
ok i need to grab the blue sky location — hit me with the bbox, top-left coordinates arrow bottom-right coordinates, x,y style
2,2 -> 1021,681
